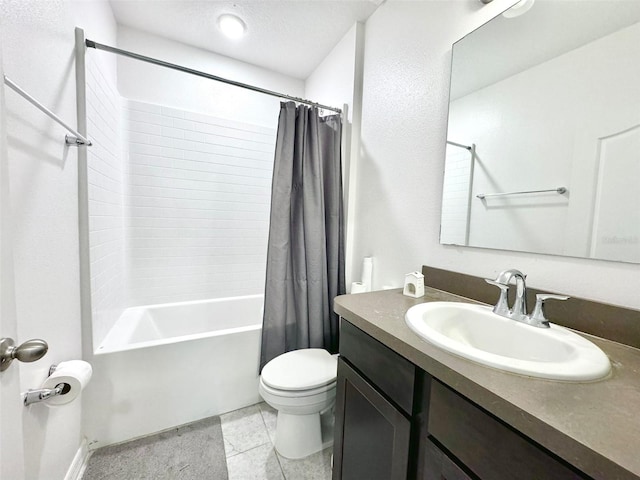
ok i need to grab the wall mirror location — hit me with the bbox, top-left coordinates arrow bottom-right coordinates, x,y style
441,0 -> 640,263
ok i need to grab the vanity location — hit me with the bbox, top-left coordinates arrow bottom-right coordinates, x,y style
331,267 -> 640,480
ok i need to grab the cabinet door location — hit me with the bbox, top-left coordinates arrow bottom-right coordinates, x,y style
332,358 -> 411,480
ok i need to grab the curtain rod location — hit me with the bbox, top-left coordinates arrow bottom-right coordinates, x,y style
446,140 -> 472,151
85,39 -> 342,114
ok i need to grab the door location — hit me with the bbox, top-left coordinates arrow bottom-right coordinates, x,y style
565,99 -> 640,261
588,123 -> 640,262
0,44 -> 26,480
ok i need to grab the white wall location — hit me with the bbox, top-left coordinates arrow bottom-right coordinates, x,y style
446,22 -> 640,258
305,23 -> 361,124
0,0 -> 117,478
71,0 -> 118,83
305,23 -> 366,286
116,26 -> 305,129
123,99 -> 275,307
354,0 -> 640,310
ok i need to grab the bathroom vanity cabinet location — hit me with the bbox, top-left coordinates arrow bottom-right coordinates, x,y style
332,268 -> 640,480
332,320 -> 588,480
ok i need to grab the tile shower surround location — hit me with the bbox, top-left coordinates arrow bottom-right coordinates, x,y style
87,55 -> 276,347
122,100 -> 276,308
86,54 -> 125,348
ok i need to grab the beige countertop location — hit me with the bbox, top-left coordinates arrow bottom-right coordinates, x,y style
334,287 -> 640,480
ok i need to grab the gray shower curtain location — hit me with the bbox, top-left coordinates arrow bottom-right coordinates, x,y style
260,102 -> 345,369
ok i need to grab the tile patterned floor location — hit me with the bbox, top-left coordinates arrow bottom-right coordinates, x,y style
221,403 -> 333,480
82,416 -> 228,479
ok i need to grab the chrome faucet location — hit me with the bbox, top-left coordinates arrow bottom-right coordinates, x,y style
484,269 -> 568,328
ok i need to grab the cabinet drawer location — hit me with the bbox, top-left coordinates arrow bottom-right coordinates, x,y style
428,380 -> 587,480
339,319 -> 415,414
423,438 -> 473,480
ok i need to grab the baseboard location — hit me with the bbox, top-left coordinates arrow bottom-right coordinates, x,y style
64,439 -> 91,480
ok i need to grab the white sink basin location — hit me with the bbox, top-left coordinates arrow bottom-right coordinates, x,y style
405,302 -> 611,381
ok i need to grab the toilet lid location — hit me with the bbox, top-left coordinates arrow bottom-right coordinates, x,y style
261,348 -> 338,391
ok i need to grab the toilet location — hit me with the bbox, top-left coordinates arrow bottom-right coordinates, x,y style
259,348 -> 338,459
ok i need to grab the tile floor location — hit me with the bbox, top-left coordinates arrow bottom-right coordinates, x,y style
221,402 -> 333,480
82,416 -> 228,479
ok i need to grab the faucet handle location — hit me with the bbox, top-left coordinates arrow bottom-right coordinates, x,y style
529,294 -> 569,328
484,279 -> 510,317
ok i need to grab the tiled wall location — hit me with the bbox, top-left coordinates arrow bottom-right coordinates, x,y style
123,100 -> 276,306
86,54 -> 125,347
86,88 -> 276,343
440,145 -> 472,245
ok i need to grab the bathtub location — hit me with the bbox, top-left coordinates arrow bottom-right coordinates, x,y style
83,295 -> 263,448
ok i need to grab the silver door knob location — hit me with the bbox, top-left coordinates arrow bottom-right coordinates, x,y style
0,337 -> 48,372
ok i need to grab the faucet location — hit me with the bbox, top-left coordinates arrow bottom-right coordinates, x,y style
484,269 -> 568,328
485,269 -> 528,321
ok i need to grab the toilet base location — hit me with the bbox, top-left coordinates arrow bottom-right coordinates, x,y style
320,407 -> 334,450
275,412 -> 322,459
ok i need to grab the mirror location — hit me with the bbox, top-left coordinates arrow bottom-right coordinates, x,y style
441,0 -> 640,263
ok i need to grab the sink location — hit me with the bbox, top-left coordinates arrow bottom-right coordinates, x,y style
405,302 -> 611,381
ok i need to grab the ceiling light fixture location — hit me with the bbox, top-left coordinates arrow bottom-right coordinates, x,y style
217,14 -> 247,40
502,0 -> 535,18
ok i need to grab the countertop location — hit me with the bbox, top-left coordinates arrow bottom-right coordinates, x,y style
334,287 -> 640,480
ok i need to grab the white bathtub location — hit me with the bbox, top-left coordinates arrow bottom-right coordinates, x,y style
84,295 -> 263,448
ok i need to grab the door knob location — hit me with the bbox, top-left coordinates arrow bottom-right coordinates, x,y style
0,337 -> 48,372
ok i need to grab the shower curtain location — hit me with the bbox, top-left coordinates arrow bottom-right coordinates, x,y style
260,101 -> 345,369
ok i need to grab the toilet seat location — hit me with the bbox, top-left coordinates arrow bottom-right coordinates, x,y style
259,377 -> 336,398
261,348 -> 337,391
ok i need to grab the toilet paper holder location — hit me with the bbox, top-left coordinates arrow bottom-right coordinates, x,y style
23,364 -> 70,406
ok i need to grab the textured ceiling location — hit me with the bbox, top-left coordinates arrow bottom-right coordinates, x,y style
109,0 -> 381,80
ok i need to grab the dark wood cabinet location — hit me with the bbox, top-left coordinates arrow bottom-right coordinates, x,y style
425,380 -> 587,480
338,317 -> 415,414
422,439 -> 474,480
332,358 -> 411,480
334,319 -> 592,480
